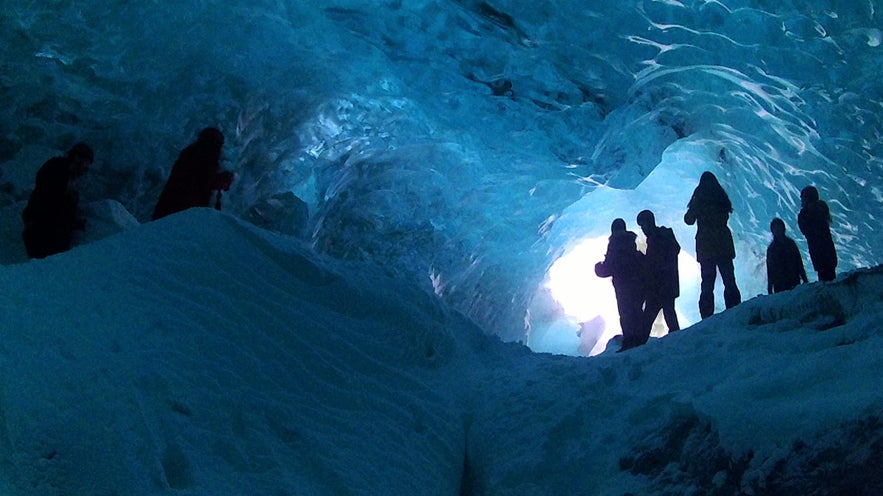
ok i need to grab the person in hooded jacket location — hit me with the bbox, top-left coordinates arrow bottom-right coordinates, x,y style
766,217 -> 808,294
152,127 -> 234,220
22,142 -> 93,259
595,218 -> 646,351
797,185 -> 837,282
684,171 -> 741,318
636,209 -> 681,338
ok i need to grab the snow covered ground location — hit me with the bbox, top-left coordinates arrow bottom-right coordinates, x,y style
1,209 -> 880,495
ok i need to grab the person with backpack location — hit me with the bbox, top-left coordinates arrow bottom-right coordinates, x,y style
595,218 -> 646,352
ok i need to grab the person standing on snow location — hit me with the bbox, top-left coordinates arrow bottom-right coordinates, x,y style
766,217 -> 808,294
595,218 -> 646,352
684,171 -> 741,319
797,185 -> 837,282
636,209 -> 681,338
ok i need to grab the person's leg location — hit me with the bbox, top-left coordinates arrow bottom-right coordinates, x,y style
23,226 -> 53,259
617,289 -> 644,350
662,298 -> 680,332
38,228 -> 69,258
699,260 -> 717,319
615,290 -> 635,350
818,267 -> 836,282
641,297 -> 663,340
22,227 -> 38,259
618,320 -> 639,351
628,296 -> 649,346
718,258 -> 742,309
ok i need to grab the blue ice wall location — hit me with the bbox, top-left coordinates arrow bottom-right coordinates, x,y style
1,1 -> 880,345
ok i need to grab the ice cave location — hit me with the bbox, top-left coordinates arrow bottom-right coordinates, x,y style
2,1 -> 882,353
1,1 -> 882,494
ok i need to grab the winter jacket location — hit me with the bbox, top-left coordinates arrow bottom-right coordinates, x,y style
595,230 -> 645,295
766,235 -> 807,293
684,196 -> 735,261
798,200 -> 837,273
644,226 -> 680,299
153,140 -> 231,220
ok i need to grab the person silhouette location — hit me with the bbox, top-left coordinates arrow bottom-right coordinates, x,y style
766,218 -> 808,294
152,127 -> 234,220
595,218 -> 646,352
636,210 -> 680,338
684,171 -> 741,318
22,142 -> 93,259
797,186 -> 837,282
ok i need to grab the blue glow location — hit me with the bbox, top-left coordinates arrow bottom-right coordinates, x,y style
0,0 -> 880,351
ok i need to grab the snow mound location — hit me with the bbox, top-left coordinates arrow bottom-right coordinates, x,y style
0,209 -> 881,495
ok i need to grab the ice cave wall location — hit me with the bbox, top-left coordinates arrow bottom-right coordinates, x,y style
0,0 -> 881,344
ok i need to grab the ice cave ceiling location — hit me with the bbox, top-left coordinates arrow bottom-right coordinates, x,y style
1,0 -> 881,345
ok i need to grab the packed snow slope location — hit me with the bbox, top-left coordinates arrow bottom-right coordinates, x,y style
0,209 -> 881,495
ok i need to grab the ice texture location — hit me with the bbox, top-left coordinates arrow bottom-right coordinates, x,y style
1,0 -> 881,347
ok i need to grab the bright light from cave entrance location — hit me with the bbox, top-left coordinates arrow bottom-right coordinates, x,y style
545,234 -> 700,356
545,235 -> 624,355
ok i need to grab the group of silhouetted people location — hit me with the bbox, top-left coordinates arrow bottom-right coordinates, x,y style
595,211 -> 682,352
596,171 -> 838,352
22,127 -> 234,259
20,139 -> 840,354
761,185 -> 837,294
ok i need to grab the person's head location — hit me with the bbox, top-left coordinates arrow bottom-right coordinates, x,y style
66,142 -> 93,177
198,127 -> 225,148
698,171 -> 719,188
689,170 -> 733,213
610,218 -> 626,233
770,217 -> 786,237
636,209 -> 656,234
800,185 -> 819,206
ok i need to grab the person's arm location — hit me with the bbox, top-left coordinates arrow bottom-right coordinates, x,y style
594,256 -> 613,278
210,170 -> 234,191
594,262 -> 609,278
666,229 -> 681,256
789,239 -> 808,284
684,207 -> 696,226
820,201 -> 832,225
797,209 -> 807,235
799,265 -> 808,284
